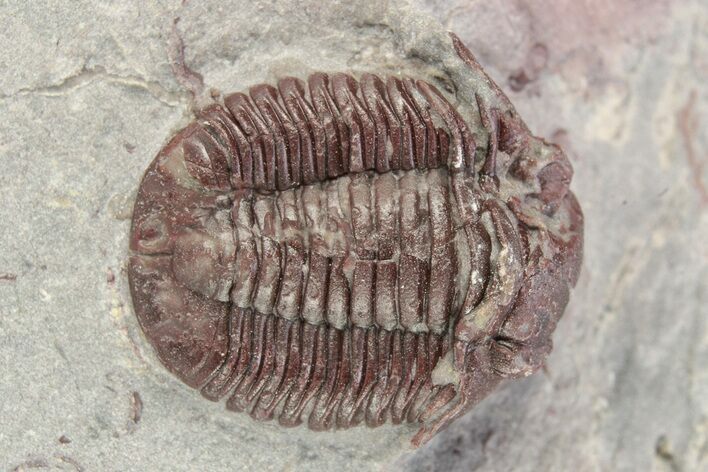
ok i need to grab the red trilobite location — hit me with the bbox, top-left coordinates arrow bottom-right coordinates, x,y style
128,37 -> 583,446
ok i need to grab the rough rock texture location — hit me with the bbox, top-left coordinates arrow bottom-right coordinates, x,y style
402,1 -> 708,471
0,1 -> 705,471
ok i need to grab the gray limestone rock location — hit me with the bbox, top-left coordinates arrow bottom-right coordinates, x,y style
0,1 -> 705,471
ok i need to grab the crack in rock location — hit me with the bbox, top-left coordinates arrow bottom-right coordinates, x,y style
1,66 -> 188,107
167,16 -> 205,104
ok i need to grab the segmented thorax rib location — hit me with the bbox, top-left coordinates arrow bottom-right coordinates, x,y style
128,69 -> 581,437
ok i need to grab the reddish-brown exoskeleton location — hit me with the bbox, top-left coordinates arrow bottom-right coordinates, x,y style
129,36 -> 583,447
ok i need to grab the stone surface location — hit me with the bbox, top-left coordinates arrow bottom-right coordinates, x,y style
0,1 -> 705,471
402,1 -> 708,471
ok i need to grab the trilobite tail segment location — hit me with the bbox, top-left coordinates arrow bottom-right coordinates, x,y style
416,192 -> 583,446
411,91 -> 584,446
453,200 -> 523,344
409,199 -> 524,446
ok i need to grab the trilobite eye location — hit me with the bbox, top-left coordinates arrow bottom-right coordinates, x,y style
136,215 -> 169,252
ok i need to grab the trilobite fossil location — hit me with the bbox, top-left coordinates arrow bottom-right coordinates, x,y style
128,35 -> 583,445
